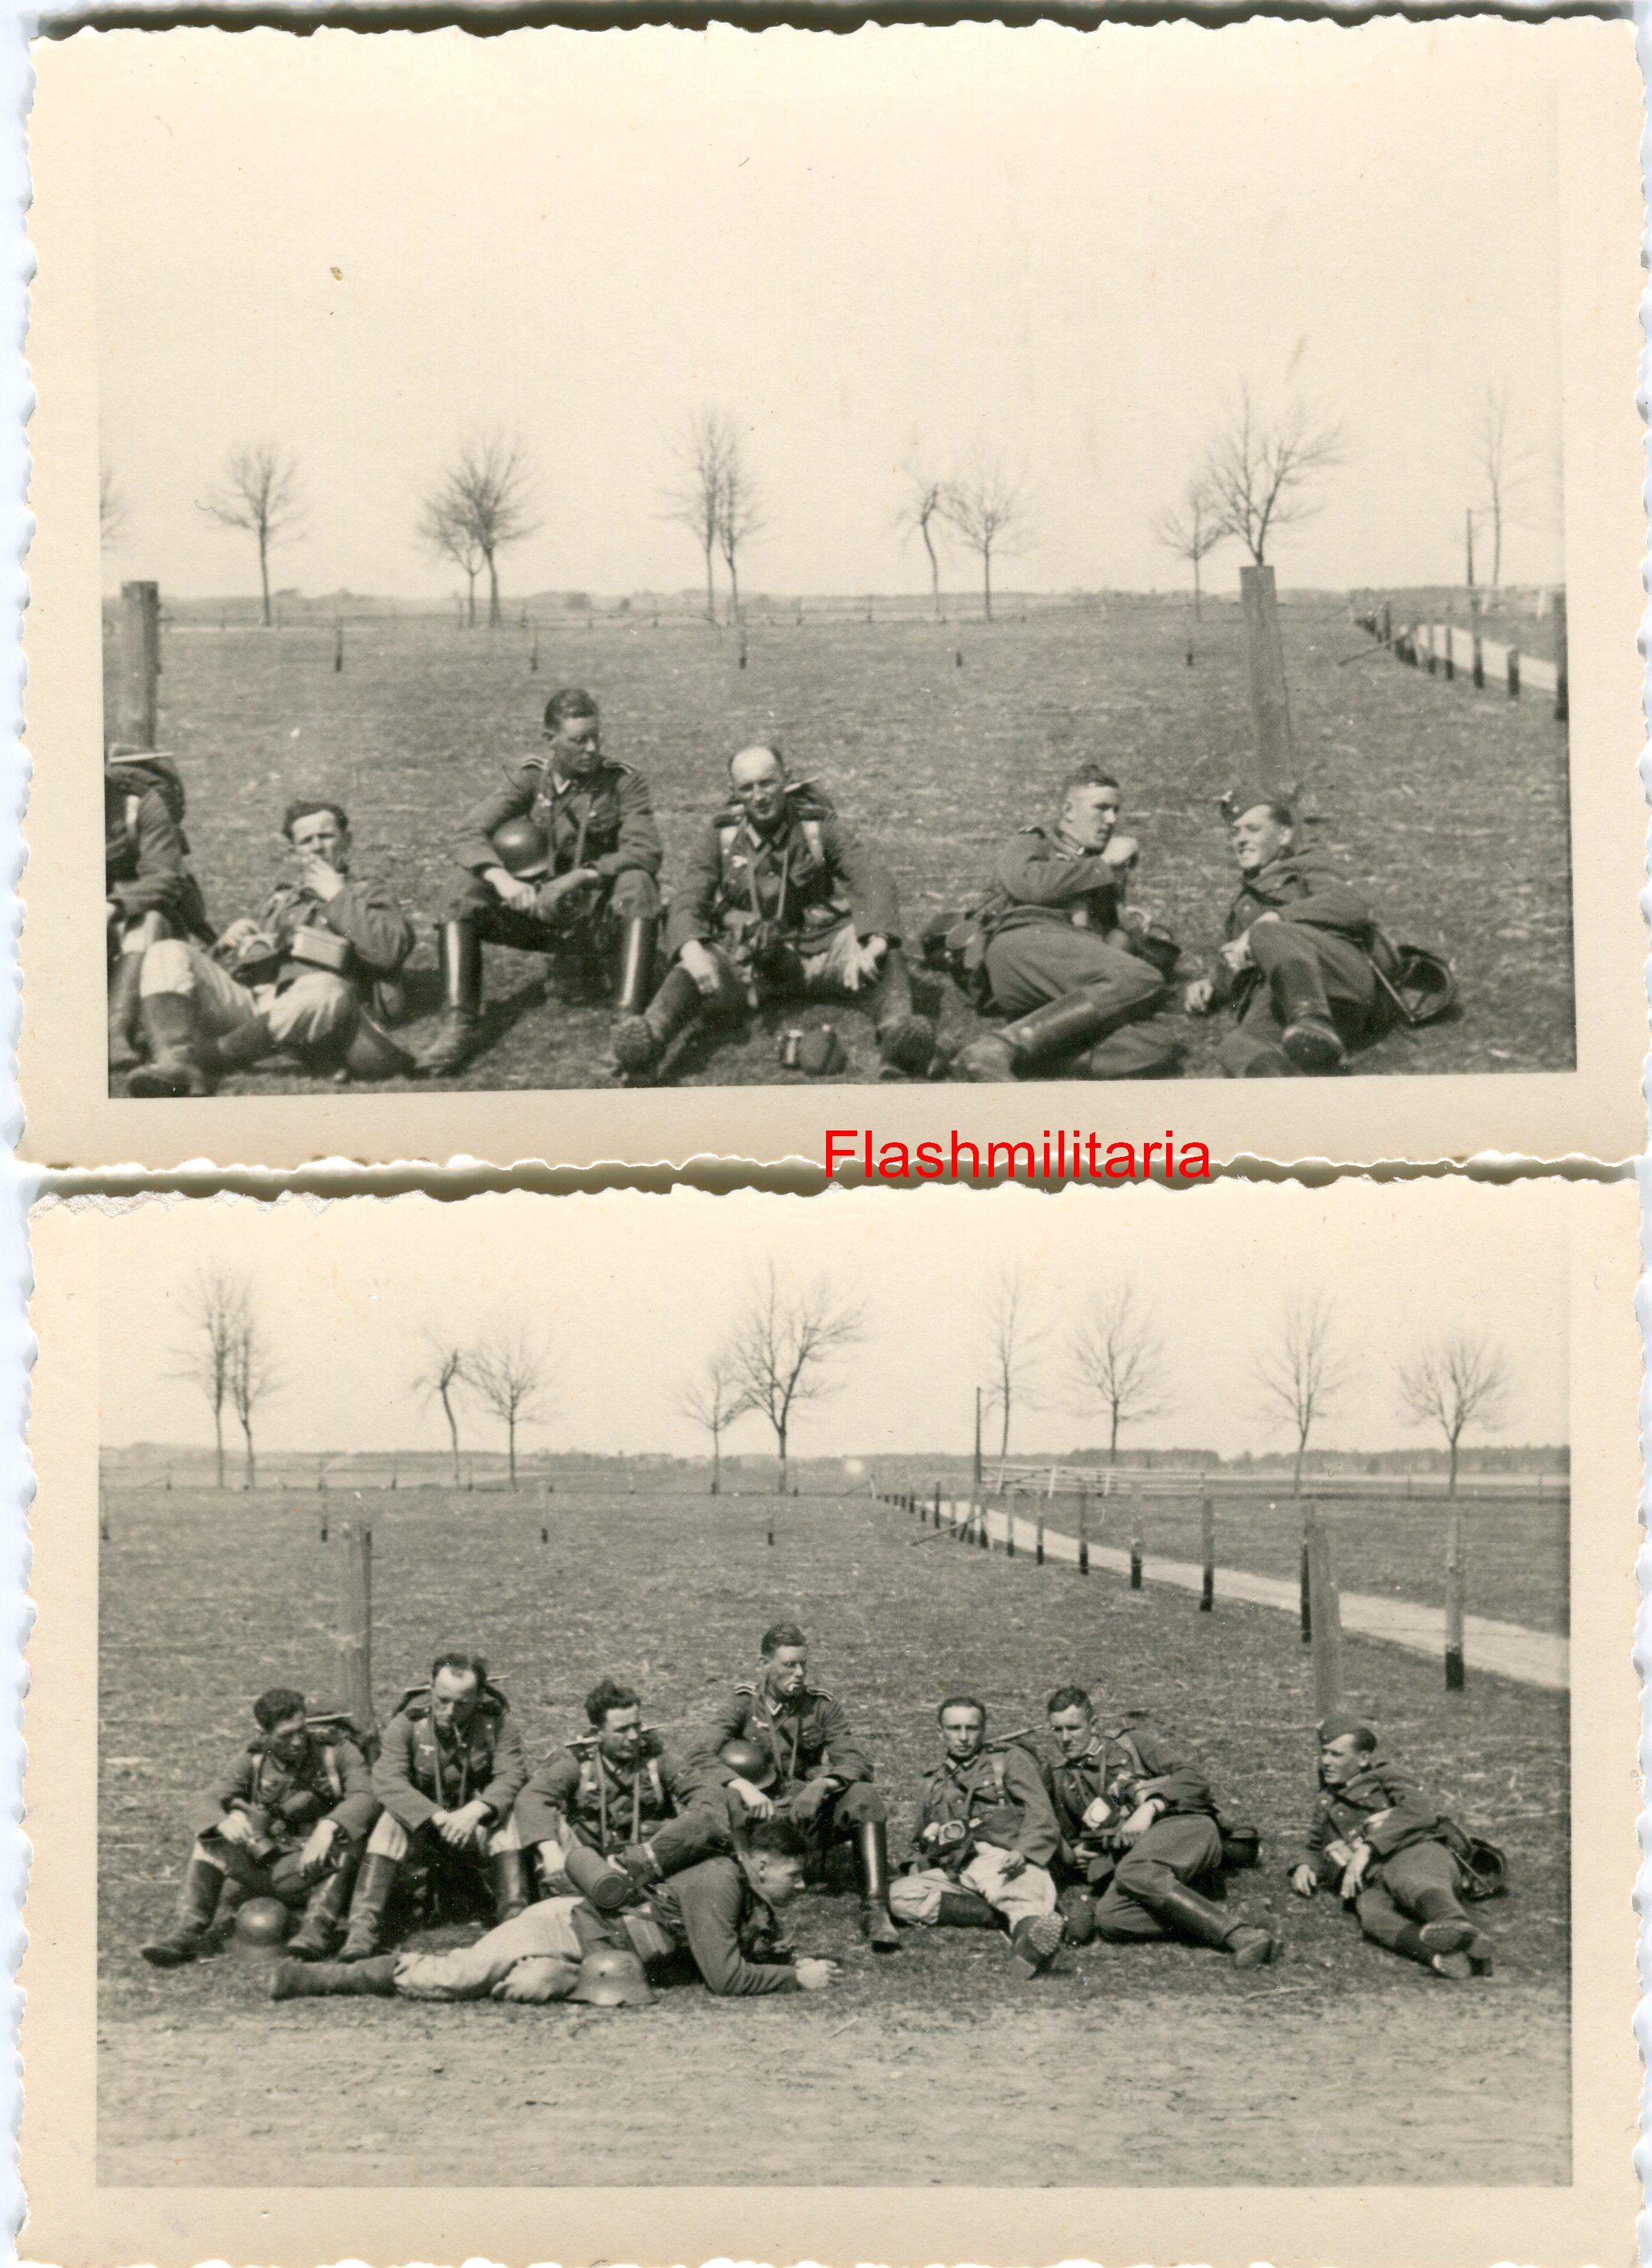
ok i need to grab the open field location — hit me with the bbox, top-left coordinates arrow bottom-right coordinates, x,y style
100,1484 -> 1569,2187
113,598 -> 1575,1090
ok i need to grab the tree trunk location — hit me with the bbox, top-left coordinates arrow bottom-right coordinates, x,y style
1292,1431 -> 1306,1498
441,1387 -> 460,1484
1447,1433 -> 1460,1495
727,553 -> 741,625
1109,1409 -> 1120,1465
1490,504 -> 1503,589
507,1415 -> 517,1487
702,541 -> 716,623
258,530 -> 272,629
1192,556 -> 1202,622
775,1420 -> 787,1496
710,1421 -> 721,1498
487,550 -> 502,628
213,1407 -> 226,1490
239,1415 -> 256,1491
998,1394 -> 1010,1464
464,569 -> 477,629
982,546 -> 993,622
922,523 -> 941,619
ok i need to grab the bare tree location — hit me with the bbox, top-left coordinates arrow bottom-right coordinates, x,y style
664,406 -> 732,623
418,480 -> 486,629
727,1262 -> 865,1495
981,1263 -> 1045,1478
468,1318 -> 553,1487
172,1267 -> 245,1488
1152,477 -> 1224,620
895,462 -> 948,619
1398,1331 -> 1509,1495
414,1331 -> 471,1485
678,1344 -> 743,1497
1200,387 -> 1347,567
939,447 -> 1027,620
1469,382 -> 1530,590
715,425 -> 764,625
197,441 -> 303,628
226,1304 -> 280,1490
99,462 -> 128,550
1252,1290 -> 1350,1498
437,432 -> 540,629
1068,1280 -> 1168,1466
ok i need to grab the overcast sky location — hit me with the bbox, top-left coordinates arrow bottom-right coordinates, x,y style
73,20 -> 1567,602
93,1181 -> 1570,1460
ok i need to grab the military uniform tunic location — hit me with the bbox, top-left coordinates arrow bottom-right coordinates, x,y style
1298,1754 -> 1490,1959
691,1676 -> 888,1834
1210,845 -> 1395,1076
888,1742 -> 1061,1929
189,1724 -> 378,1900
512,1734 -> 732,1877
1042,1723 -> 1233,1941
371,1684 -> 529,1848
444,753 -> 663,940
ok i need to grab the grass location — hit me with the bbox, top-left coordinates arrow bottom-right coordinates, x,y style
112,598 -> 1575,1090
99,1483 -> 1569,2186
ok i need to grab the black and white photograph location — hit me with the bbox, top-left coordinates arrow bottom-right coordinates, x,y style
18,18 -> 1644,1166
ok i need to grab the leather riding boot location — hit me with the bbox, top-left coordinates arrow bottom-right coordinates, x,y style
287,1863 -> 356,1961
954,989 -> 1120,1083
141,1852 -> 224,1967
416,921 -> 483,1076
1270,960 -> 1347,1074
612,963 -> 703,1079
935,1888 -> 1001,1929
614,915 -> 657,1015
126,994 -> 213,1098
1144,1878 -> 1277,1961
108,951 -> 145,1077
852,1820 -> 902,1953
337,1852 -> 400,1960
867,948 -> 936,1078
269,1953 -> 398,2001
491,1847 -> 534,1924
203,1014 -> 276,1076
1009,1913 -> 1065,1977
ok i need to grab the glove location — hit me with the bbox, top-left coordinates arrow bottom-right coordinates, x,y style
789,1777 -> 840,1824
494,1956 -> 580,2005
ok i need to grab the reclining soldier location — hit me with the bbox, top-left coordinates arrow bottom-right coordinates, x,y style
510,1674 -> 734,1908
270,1814 -> 841,2005
684,1618 -> 902,1952
1290,1714 -> 1503,1979
418,687 -> 664,1075
1183,795 -> 1399,1076
613,741 -> 935,1083
1042,1684 -> 1279,1966
127,797 -> 414,1097
951,768 -> 1186,1083
105,743 -> 214,1081
888,1695 -> 1066,1976
337,1648 -> 531,1961
140,1686 -> 378,1967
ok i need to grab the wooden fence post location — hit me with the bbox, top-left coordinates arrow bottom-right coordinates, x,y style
1238,564 -> 1295,784
1507,645 -> 1520,700
1129,1513 -> 1143,1590
1077,1484 -> 1090,1576
1004,1494 -> 1015,1558
1299,1503 -> 1313,1643
1306,1513 -> 1345,1721
1444,1506 -> 1466,1691
333,619 -> 344,672
1470,589 -> 1485,688
1552,591 -> 1568,725
932,1483 -> 941,1529
335,1521 -> 374,1737
1199,1492 -> 1215,1612
1441,604 -> 1455,682
113,580 -> 162,749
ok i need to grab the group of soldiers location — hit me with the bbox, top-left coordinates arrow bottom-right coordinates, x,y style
105,686 -> 1430,1094
140,1620 -> 1505,2012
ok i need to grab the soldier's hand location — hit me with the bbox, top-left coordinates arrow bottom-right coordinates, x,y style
487,866 -> 541,914
217,1808 -> 258,1848
1183,977 -> 1216,1015
998,1851 -> 1027,1880
537,868 -> 598,911
298,852 -> 346,904
1117,1800 -> 1161,1845
729,1777 -> 774,1822
680,940 -> 722,997
1290,1863 -> 1319,1898
1340,1843 -> 1372,1899
1218,933 -> 1253,974
299,1818 -> 340,1873
1099,833 -> 1140,868
845,936 -> 887,990
218,917 -> 262,955
793,1957 -> 840,1992
1323,1838 -> 1355,1872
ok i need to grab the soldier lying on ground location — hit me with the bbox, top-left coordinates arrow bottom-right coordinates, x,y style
888,1695 -> 1066,1975
336,1649 -> 532,1961
509,1673 -> 734,1907
612,742 -> 935,1084
269,1815 -> 841,2004
682,1617 -> 901,1951
1290,1714 -> 1503,1979
105,745 -> 216,1081
418,687 -> 664,1076
127,797 -> 414,1097
1042,1684 -> 1280,1965
1183,795 -> 1400,1076
140,1687 -> 378,1967
948,767 -> 1186,1083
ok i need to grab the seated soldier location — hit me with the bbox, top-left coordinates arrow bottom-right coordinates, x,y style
888,1695 -> 1065,1976
140,1686 -> 378,1967
127,797 -> 414,1097
1290,1714 -> 1502,1979
612,741 -> 935,1084
1183,794 -> 1399,1076
270,1816 -> 841,2005
418,687 -> 664,1076
337,1648 -> 530,1960
105,744 -> 214,1080
1042,1684 -> 1279,1966
682,1618 -> 900,1951
511,1674 -> 734,1906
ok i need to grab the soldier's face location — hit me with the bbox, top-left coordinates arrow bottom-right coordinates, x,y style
1232,806 -> 1292,874
289,808 -> 350,872
746,1850 -> 806,1907
598,1704 -> 644,1765
1062,783 -> 1121,853
547,711 -> 602,777
265,1711 -> 308,1766
764,1645 -> 808,1701
1047,1704 -> 1095,1761
730,750 -> 787,830
1318,1734 -> 1366,1788
432,1669 -> 480,1731
940,1707 -> 986,1763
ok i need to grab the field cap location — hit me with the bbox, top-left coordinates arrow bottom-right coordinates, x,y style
1317,1712 -> 1376,1745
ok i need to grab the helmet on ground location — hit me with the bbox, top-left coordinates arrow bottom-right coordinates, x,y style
568,1945 -> 653,2008
795,1023 -> 845,1077
234,1895 -> 292,1948
718,1737 -> 777,1791
491,815 -> 552,879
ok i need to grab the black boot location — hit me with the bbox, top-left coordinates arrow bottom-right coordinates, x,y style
270,1953 -> 398,2001
868,948 -> 936,1079
287,1863 -> 356,1961
614,915 -> 657,1015
337,1852 -> 400,1961
203,1013 -> 276,1077
1147,1879 -> 1281,1965
1009,1913 -> 1065,1976
613,963 -> 703,1082
935,1888 -> 1001,1929
1271,963 -> 1347,1074
417,921 -> 483,1076
491,1847 -> 534,1924
853,1820 -> 902,1953
108,951 -> 145,1078
953,989 -> 1120,1083
126,994 -> 212,1098
141,1853 -> 224,1967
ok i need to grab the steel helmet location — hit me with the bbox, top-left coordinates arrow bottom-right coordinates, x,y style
491,814 -> 552,879
568,1945 -> 654,2008
234,1895 -> 292,1949
718,1736 -> 777,1791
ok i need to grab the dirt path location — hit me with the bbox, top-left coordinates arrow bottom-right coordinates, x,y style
947,1503 -> 1569,1691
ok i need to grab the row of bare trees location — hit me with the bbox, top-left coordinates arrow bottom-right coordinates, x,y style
677,1262 -> 864,1494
